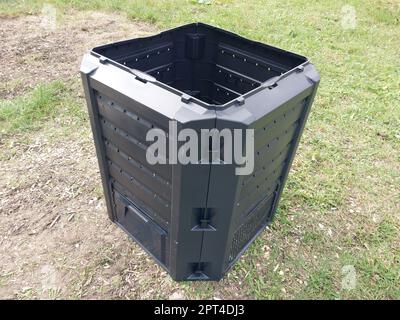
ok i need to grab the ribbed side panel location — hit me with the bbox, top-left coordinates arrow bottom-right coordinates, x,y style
95,91 -> 172,228
227,97 -> 307,265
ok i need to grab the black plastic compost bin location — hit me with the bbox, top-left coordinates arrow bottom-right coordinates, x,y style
80,22 -> 319,281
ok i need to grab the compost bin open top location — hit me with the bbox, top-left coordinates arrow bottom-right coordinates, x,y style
81,22 -> 319,281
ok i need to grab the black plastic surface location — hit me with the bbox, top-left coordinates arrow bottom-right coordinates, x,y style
81,22 -> 320,281
93,23 -> 307,106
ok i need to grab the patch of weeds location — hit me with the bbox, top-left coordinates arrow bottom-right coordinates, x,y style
375,218 -> 398,243
341,251 -> 400,299
71,266 -> 95,299
16,287 -> 39,299
271,209 -> 294,232
44,287 -> 62,299
235,243 -> 285,299
93,186 -> 105,198
0,272 -> 13,288
358,256 -> 400,299
0,81 -> 86,137
348,217 -> 398,248
182,282 -> 215,299
304,262 -> 339,299
302,230 -> 324,245
366,1 -> 400,25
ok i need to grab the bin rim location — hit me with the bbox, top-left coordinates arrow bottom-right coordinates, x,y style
89,22 -> 311,110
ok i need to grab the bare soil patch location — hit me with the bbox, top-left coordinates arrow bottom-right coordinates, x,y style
0,122 -> 180,299
0,11 -> 155,99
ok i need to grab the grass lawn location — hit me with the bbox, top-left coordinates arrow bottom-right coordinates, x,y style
0,0 -> 399,299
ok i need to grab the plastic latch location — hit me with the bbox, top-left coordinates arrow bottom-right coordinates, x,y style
192,223 -> 216,232
235,96 -> 245,106
99,56 -> 108,64
268,82 -> 278,89
187,270 -> 210,281
296,65 -> 305,73
261,76 -> 280,89
191,208 -> 216,232
199,218 -> 210,229
181,93 -> 192,103
187,263 -> 210,280
128,68 -> 156,83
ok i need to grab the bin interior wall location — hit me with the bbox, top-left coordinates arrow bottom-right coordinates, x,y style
93,24 -> 306,105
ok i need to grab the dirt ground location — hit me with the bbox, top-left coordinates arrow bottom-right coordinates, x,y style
0,10 -> 154,99
0,11 -> 189,299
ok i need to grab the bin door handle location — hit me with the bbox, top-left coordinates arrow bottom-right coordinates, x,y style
116,192 -> 149,223
128,68 -> 156,83
127,204 -> 149,223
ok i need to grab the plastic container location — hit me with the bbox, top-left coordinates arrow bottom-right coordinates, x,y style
80,22 -> 319,281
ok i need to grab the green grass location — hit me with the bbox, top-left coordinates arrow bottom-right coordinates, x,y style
0,81 -> 86,137
0,0 -> 399,300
